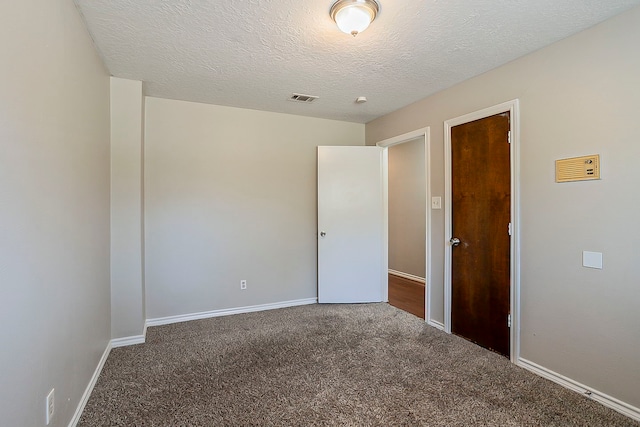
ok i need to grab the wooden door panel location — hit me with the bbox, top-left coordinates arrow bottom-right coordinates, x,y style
451,113 -> 510,357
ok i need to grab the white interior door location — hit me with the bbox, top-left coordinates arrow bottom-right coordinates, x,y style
317,146 -> 385,303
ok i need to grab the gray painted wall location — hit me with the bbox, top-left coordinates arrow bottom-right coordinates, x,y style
110,77 -> 146,339
366,6 -> 640,410
0,0 -> 111,425
144,97 -> 364,319
388,139 -> 426,278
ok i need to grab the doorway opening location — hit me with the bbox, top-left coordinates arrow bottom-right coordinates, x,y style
377,128 -> 431,322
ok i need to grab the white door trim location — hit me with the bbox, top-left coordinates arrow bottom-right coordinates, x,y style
444,100 -> 520,362
376,128 -> 433,326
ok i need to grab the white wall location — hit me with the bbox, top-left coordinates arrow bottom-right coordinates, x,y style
366,6 -> 640,410
388,139 -> 426,277
0,0 -> 111,425
111,77 -> 145,339
144,97 -> 364,319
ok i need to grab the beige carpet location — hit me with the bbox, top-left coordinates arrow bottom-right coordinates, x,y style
79,303 -> 638,426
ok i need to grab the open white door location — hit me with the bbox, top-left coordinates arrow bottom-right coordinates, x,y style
318,146 -> 385,303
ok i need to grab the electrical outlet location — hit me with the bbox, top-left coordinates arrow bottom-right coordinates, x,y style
46,388 -> 55,425
240,280 -> 247,290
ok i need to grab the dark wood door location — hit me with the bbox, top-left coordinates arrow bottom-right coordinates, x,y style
451,112 -> 511,357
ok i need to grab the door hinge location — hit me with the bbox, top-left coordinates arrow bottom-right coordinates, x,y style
508,131 -> 511,144
507,314 -> 512,328
508,222 -> 512,236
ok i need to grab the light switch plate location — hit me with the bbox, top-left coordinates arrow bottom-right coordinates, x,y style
583,251 -> 603,269
431,197 -> 442,210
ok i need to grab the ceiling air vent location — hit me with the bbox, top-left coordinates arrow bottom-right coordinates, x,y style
288,93 -> 319,103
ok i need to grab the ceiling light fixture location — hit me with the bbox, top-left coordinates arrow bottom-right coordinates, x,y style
330,0 -> 380,37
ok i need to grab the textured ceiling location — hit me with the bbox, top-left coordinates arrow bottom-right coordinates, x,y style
75,0 -> 640,123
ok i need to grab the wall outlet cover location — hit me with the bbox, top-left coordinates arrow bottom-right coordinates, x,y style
46,388 -> 55,425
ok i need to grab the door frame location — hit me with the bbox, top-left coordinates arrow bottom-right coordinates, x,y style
376,128 -> 433,325
444,100 -> 520,362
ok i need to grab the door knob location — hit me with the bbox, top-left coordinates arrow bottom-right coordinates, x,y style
450,237 -> 460,247
320,231 -> 326,237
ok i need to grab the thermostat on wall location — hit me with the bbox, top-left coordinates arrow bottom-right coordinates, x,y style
555,154 -> 600,183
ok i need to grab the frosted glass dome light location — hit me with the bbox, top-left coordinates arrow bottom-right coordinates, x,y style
330,0 -> 380,37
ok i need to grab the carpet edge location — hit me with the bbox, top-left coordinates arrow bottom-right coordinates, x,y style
518,357 -> 640,422
146,298 -> 318,328
68,342 -> 112,427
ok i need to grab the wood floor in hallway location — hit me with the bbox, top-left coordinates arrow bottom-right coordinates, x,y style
388,272 -> 425,319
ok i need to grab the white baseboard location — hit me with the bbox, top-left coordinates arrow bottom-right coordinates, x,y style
68,342 -> 111,427
111,334 -> 145,348
146,297 -> 318,327
388,269 -> 425,284
518,358 -> 640,422
428,319 -> 445,331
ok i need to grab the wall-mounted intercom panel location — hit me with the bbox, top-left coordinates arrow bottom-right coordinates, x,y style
555,154 -> 600,183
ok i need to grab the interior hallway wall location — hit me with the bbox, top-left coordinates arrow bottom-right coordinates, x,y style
366,6 -> 640,410
0,0 -> 111,425
144,97 -> 364,320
